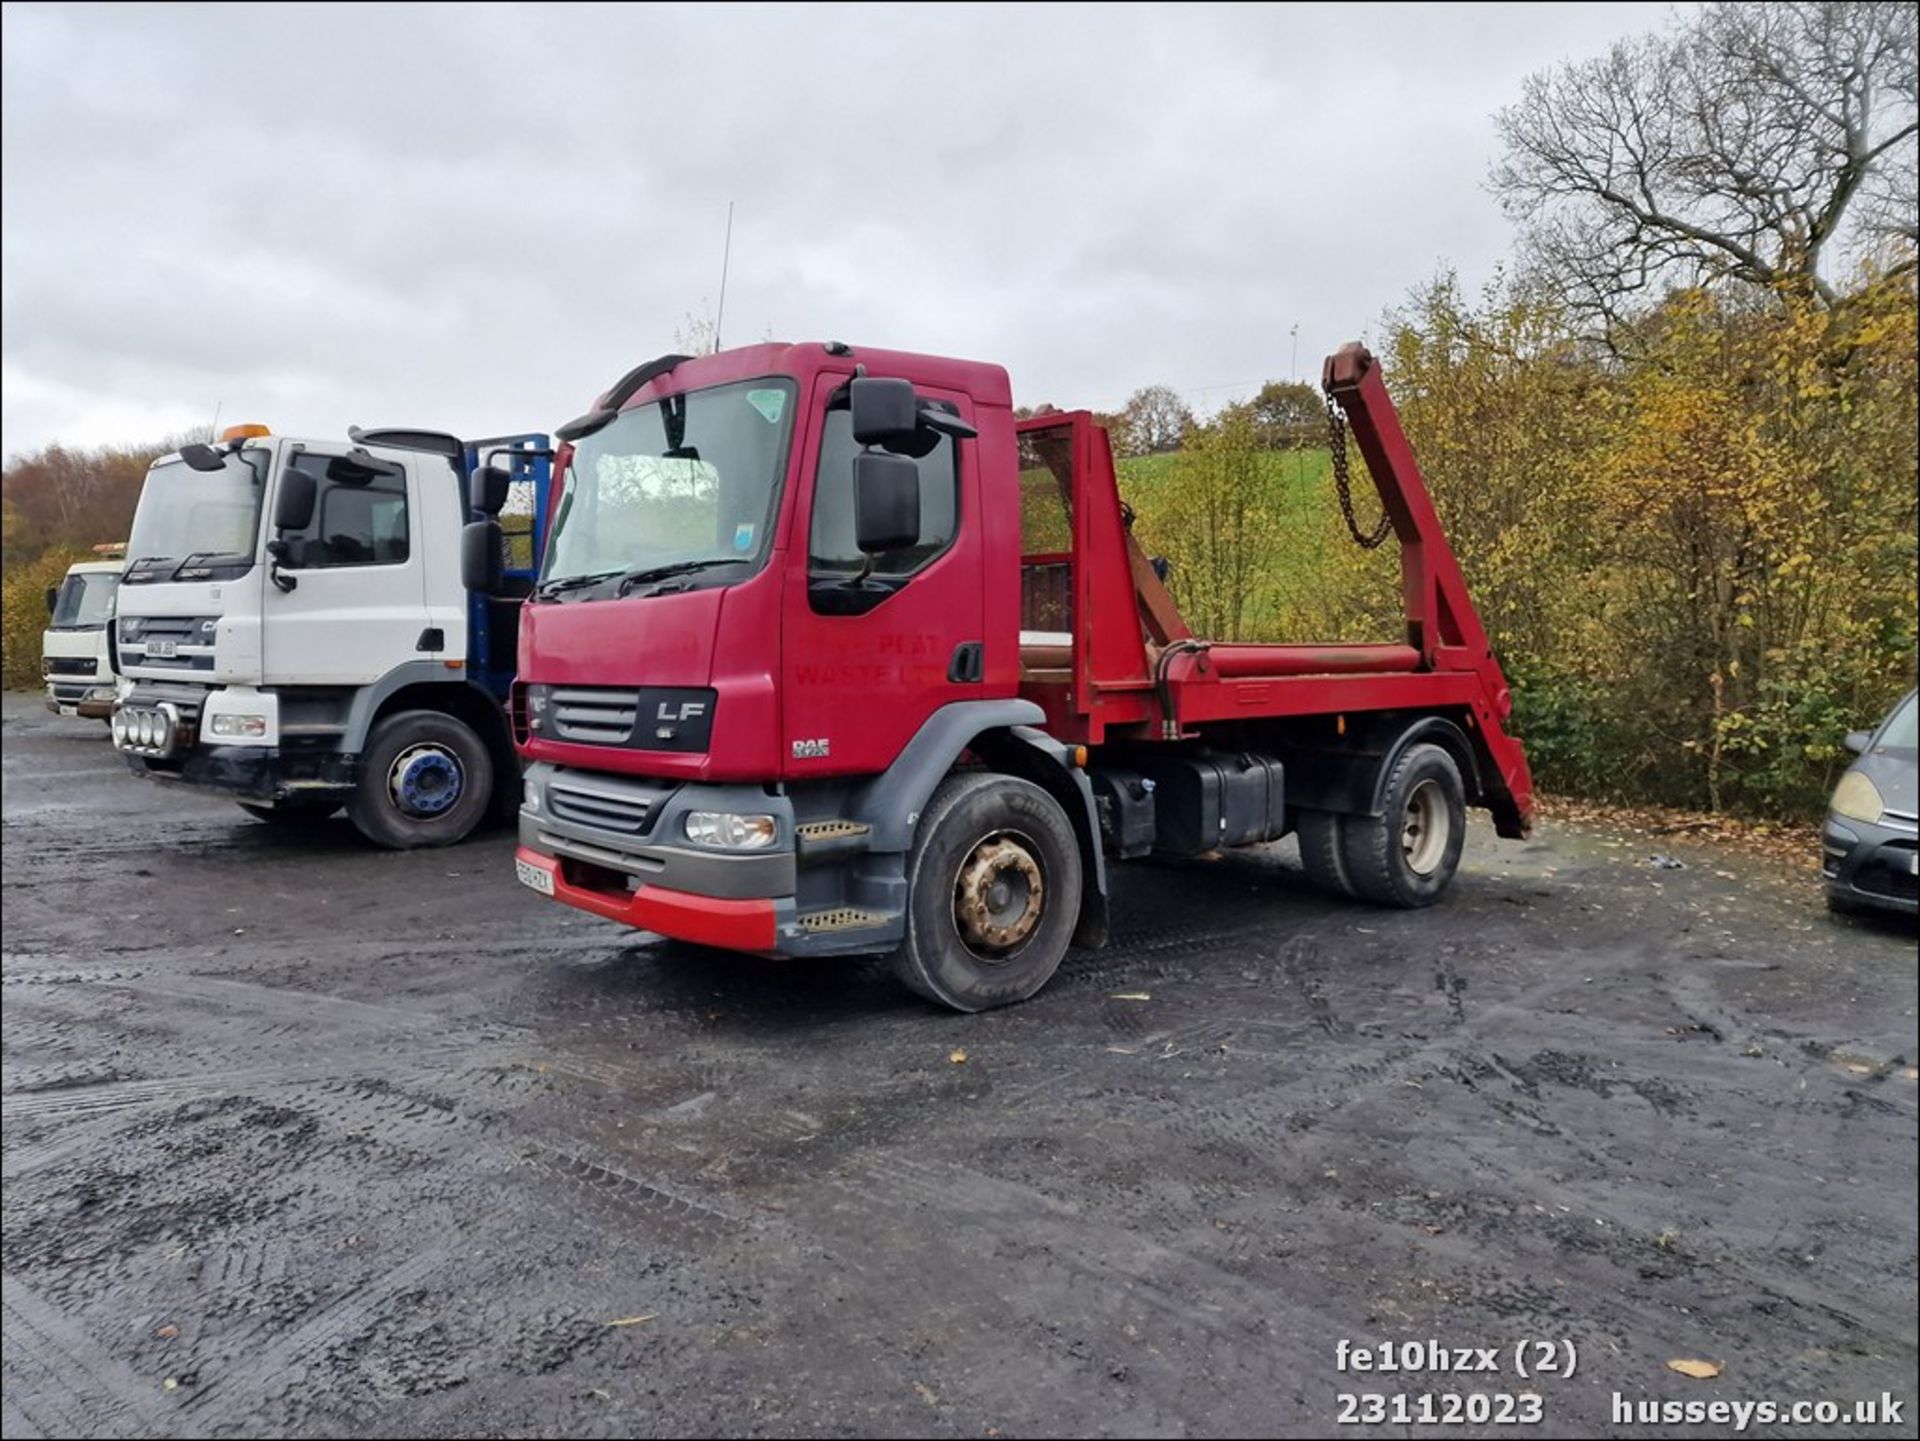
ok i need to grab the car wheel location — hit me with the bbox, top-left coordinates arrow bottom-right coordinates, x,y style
1337,743 -> 1467,907
891,772 -> 1083,1012
347,709 -> 494,849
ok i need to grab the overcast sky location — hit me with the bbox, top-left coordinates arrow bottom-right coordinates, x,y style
1,2 -> 1683,459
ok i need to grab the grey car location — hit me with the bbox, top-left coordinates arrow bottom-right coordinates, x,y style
1824,688 -> 1918,916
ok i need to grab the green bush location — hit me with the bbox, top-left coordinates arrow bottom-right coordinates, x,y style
2,548 -> 86,691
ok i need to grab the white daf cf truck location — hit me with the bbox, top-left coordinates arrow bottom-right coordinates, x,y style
42,546 -> 125,721
111,423 -> 552,847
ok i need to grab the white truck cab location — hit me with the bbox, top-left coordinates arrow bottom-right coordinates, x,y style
42,550 -> 124,720
111,424 -> 551,847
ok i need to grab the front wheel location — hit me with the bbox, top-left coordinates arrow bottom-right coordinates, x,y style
891,773 -> 1083,1012
347,709 -> 494,849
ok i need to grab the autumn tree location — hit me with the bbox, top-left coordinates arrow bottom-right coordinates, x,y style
1116,385 -> 1194,457
1493,1 -> 1918,325
1,437 -> 183,566
1246,380 -> 1324,450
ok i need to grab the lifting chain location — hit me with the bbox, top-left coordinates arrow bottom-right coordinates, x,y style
1324,394 -> 1393,550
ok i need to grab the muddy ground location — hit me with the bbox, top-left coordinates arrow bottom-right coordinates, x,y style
2,692 -> 1915,1438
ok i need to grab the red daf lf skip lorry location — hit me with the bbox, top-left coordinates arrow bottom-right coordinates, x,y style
493,341 -> 1532,1011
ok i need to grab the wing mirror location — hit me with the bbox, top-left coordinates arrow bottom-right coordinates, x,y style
462,519 -> 504,593
1844,730 -> 1872,755
273,469 -> 318,532
45,585 -> 59,614
849,376 -> 979,454
180,442 -> 227,472
853,451 -> 921,555
471,464 -> 511,517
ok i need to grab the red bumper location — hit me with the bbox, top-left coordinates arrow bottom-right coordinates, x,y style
515,847 -> 778,953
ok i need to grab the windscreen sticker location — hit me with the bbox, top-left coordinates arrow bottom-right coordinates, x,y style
747,388 -> 786,424
734,522 -> 756,552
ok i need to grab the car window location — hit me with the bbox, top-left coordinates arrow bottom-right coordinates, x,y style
1878,693 -> 1917,750
810,408 -> 958,578
280,454 -> 410,568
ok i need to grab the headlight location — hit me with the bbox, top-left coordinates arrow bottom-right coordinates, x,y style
522,778 -> 540,813
1830,770 -> 1885,824
209,713 -> 267,738
111,713 -> 128,744
140,712 -> 159,747
526,685 -> 551,733
684,811 -> 777,850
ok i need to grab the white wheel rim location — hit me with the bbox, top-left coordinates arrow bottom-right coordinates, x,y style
1402,779 -> 1450,876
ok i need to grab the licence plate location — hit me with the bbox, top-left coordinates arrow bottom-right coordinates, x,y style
516,857 -> 555,896
58,704 -> 77,716
146,640 -> 177,658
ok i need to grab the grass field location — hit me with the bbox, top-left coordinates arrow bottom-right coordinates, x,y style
1111,446 -> 1403,643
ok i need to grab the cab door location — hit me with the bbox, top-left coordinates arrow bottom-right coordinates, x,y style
262,446 -> 429,685
780,376 -> 985,778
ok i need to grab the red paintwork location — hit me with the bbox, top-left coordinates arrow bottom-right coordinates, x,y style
521,342 -> 1017,782
1011,345 -> 1532,835
777,370 -> 1009,777
519,336 -> 1534,937
520,568 -> 785,780
515,847 -> 777,951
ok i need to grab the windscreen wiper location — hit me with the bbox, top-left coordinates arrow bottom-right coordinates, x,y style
614,557 -> 741,596
533,568 -> 622,600
169,551 -> 231,581
119,555 -> 174,582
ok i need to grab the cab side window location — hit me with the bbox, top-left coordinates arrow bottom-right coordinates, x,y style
809,407 -> 957,579
280,454 -> 411,568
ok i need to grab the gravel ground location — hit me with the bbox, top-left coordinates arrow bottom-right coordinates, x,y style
2,692 -> 1914,1438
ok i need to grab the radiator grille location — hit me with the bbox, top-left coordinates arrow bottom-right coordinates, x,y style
550,687 -> 637,744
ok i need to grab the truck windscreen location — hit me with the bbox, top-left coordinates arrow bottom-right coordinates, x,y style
123,450 -> 268,584
50,570 -> 120,630
541,378 -> 797,595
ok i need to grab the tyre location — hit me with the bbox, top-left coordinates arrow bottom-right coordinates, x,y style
891,772 -> 1083,1012
1337,743 -> 1467,908
238,797 -> 343,826
1295,807 -> 1356,897
346,709 -> 494,849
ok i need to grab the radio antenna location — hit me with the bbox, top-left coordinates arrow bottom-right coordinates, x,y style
712,201 -> 734,354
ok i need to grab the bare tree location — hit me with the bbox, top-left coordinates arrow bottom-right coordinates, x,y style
1493,2 -> 1918,322
1118,385 -> 1195,457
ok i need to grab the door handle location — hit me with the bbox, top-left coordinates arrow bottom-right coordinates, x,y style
948,642 -> 984,684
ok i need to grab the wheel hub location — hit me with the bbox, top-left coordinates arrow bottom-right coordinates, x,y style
953,832 -> 1045,955
1402,778 -> 1450,876
388,744 -> 464,819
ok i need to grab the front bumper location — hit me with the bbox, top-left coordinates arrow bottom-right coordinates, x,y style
514,847 -> 778,952
129,743 -> 356,804
45,682 -> 116,718
1823,815 -> 1919,915
516,763 -> 800,954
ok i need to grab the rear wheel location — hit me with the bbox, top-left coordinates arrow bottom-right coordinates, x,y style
238,797 -> 342,826
892,773 -> 1083,1012
1295,808 -> 1356,897
1338,743 -> 1466,907
347,709 -> 494,849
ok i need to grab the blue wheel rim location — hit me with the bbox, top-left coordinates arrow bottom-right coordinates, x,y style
388,743 -> 464,819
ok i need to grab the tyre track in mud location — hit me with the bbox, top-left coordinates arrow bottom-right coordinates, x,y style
4,696 -> 1916,1437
